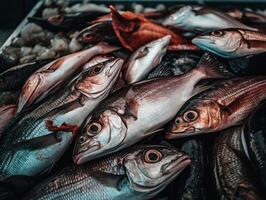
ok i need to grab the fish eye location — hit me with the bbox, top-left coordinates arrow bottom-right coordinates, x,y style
92,64 -> 104,75
79,136 -> 86,144
144,149 -> 162,163
183,110 -> 198,122
83,33 -> 93,40
87,122 -> 102,136
211,30 -> 224,37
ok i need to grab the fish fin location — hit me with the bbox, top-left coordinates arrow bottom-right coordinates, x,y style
0,175 -> 35,200
192,82 -> 213,98
94,171 -> 125,191
196,52 -> 233,79
135,47 -> 149,59
217,94 -> 246,116
11,132 -> 62,151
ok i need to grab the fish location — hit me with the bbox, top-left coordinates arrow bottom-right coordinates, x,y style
17,43 -> 120,113
24,145 -> 191,200
167,137 -> 206,200
73,53 -> 231,164
192,28 -> 266,59
28,12 -> 107,31
0,57 -> 123,177
0,104 -> 16,136
162,5 -> 257,33
243,101 -> 266,190
148,52 -> 201,79
75,21 -> 119,45
123,35 -> 171,84
166,77 -> 266,139
212,126 -> 262,199
110,6 -> 197,52
0,59 -> 52,92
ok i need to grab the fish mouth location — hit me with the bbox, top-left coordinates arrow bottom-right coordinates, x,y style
163,155 -> 191,174
73,144 -> 100,165
165,127 -> 196,139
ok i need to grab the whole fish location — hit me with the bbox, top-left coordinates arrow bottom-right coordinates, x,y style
213,126 -> 262,199
162,6 -> 256,33
148,52 -> 201,79
123,35 -> 171,84
17,43 -> 119,113
167,138 -> 206,200
166,77 -> 266,139
110,6 -> 197,52
0,57 -> 123,177
0,59 -> 52,92
73,53 -> 230,164
76,21 -> 118,45
192,28 -> 266,59
243,101 -> 266,190
0,104 -> 16,136
25,145 -> 191,200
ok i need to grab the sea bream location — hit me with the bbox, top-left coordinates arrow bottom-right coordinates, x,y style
162,5 -> 257,33
73,53 -> 231,164
24,145 -> 191,200
167,76 -> 266,139
17,43 -> 120,113
0,57 -> 123,177
123,35 -> 171,84
192,28 -> 266,58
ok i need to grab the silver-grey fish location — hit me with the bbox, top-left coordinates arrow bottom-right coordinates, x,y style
192,28 -> 266,59
123,35 -> 171,84
0,57 -> 123,178
25,145 -> 191,200
73,53 -> 230,164
163,5 -> 256,33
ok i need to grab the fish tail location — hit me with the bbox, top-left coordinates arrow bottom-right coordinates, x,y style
195,52 -> 233,79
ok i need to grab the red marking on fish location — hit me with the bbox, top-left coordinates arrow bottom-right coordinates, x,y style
45,120 -> 79,136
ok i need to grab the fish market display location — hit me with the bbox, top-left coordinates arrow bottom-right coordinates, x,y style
212,126 -> 262,199
24,145 -> 191,200
163,5 -> 256,33
0,57 -> 123,177
1,1 -> 266,199
73,53 -> 229,164
192,28 -> 266,58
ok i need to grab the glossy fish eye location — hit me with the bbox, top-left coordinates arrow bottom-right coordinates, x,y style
183,110 -> 198,122
144,149 -> 162,163
87,122 -> 102,135
83,33 -> 93,40
92,64 -> 104,75
211,30 -> 224,37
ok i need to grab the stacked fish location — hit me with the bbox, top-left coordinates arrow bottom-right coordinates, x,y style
1,1 -> 266,200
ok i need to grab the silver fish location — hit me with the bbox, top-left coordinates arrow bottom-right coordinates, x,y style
123,35 -> 171,84
0,57 -> 123,177
163,5 -> 256,33
17,43 -> 120,113
73,53 -> 230,164
192,28 -> 266,58
25,145 -> 191,200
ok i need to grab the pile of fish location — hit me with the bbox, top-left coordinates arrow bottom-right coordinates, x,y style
1,1 -> 266,199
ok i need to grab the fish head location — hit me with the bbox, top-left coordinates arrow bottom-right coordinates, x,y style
75,57 -> 124,99
166,100 -> 222,138
163,6 -> 194,27
192,29 -> 243,58
73,109 -> 127,164
123,145 -> 191,193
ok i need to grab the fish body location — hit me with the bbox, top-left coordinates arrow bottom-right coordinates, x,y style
0,104 -> 16,136
0,59 -> 52,92
167,77 -> 266,138
243,101 -> 266,189
213,126 -> 262,199
192,28 -> 266,58
25,145 -> 190,200
123,35 -> 171,84
17,43 -> 119,113
148,52 -> 200,79
0,58 -> 123,177
73,53 -> 230,164
163,6 -> 256,33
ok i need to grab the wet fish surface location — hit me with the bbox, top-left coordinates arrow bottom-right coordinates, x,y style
24,145 -> 191,200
